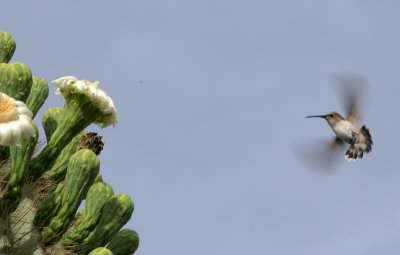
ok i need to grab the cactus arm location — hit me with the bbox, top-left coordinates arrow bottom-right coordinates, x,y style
0,31 -> 16,63
89,247 -> 114,255
9,196 -> 41,255
25,77 -> 49,118
62,182 -> 114,245
41,131 -> 83,181
39,149 -> 100,244
30,97 -> 103,177
93,173 -> 103,183
3,123 -> 38,204
106,229 -> 139,255
77,194 -> 134,254
41,107 -> 63,142
0,62 -> 32,101
33,183 -> 64,230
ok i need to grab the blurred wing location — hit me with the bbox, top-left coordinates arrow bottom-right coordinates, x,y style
330,137 -> 344,152
333,72 -> 368,126
293,137 -> 345,175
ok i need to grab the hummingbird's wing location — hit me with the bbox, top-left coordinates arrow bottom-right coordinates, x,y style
333,73 -> 367,126
293,137 -> 345,174
344,91 -> 359,126
331,137 -> 344,151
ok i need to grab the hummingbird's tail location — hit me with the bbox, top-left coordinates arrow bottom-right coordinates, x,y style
345,125 -> 373,160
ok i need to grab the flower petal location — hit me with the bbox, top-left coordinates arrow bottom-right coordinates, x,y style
0,93 -> 36,146
53,76 -> 118,127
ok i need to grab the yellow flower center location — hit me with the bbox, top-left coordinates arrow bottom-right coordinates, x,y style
0,95 -> 17,123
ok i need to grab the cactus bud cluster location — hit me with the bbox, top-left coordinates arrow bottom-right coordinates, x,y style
0,31 -> 139,255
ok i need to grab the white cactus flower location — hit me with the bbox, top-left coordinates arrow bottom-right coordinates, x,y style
52,76 -> 118,128
0,93 -> 35,146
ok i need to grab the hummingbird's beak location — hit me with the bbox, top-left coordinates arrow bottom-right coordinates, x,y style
306,115 -> 327,119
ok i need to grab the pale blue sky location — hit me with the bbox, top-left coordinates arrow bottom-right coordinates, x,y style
2,1 -> 400,254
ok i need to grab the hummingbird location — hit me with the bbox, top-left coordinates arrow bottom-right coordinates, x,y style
306,74 -> 373,161
306,112 -> 372,160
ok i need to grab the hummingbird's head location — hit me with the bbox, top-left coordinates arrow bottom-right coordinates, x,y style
306,111 -> 344,127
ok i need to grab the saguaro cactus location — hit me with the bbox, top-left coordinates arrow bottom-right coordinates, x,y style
0,31 -> 139,255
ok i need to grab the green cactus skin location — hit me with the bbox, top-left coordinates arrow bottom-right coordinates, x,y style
76,194 -> 134,254
88,247 -> 114,255
0,62 -> 32,101
106,229 -> 139,255
0,31 -> 16,63
8,196 -> 41,255
39,149 -> 100,244
62,182 -> 114,245
42,107 -> 63,142
33,183 -> 64,230
26,77 -> 49,118
93,173 -> 103,183
30,96 -> 103,177
3,123 -> 38,205
41,131 -> 83,181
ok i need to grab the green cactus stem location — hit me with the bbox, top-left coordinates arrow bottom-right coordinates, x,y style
30,95 -> 105,177
41,131 -> 83,181
42,131 -> 104,181
62,182 -> 114,245
0,31 -> 16,64
0,62 -> 32,101
3,123 -> 38,205
8,196 -> 41,255
42,107 -> 62,142
38,149 -> 100,244
26,77 -> 49,118
106,229 -> 139,255
75,194 -> 134,254
33,182 -> 64,230
88,247 -> 114,255
93,173 -> 103,183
